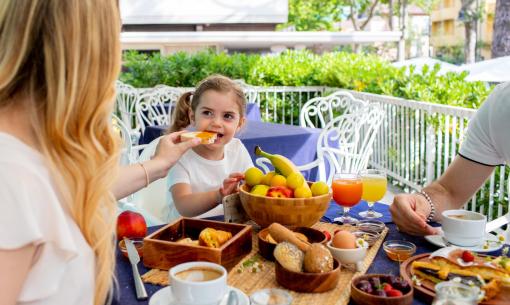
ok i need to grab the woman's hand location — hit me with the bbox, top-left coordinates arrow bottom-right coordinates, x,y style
151,131 -> 201,178
219,172 -> 244,198
390,193 -> 440,236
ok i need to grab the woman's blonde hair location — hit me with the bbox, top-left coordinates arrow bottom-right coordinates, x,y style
0,1 -> 121,304
169,75 -> 246,132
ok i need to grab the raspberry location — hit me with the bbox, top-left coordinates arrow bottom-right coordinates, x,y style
386,289 -> 403,297
382,283 -> 393,292
461,250 -> 475,262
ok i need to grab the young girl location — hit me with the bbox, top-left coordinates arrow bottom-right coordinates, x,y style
167,75 -> 254,219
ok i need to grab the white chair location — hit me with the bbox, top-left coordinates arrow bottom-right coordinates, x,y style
112,114 -> 134,166
115,81 -> 141,144
257,103 -> 385,185
128,137 -> 169,225
134,85 -> 182,134
300,90 -> 367,129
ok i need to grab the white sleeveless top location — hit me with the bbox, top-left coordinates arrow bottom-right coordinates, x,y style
0,133 -> 95,305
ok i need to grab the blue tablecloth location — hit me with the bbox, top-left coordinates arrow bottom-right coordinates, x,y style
246,103 -> 262,122
110,202 -> 507,305
322,200 -> 393,224
140,120 -> 322,181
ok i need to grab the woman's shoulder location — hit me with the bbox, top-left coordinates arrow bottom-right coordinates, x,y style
0,133 -> 47,179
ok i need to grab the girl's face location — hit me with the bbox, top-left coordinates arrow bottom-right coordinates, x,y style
189,89 -> 244,151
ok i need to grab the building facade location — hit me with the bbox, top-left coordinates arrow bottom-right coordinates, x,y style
430,0 -> 496,60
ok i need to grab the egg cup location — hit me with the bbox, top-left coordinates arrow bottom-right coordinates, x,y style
326,240 -> 368,272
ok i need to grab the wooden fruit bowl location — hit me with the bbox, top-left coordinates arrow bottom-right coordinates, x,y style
351,274 -> 413,305
239,183 -> 331,228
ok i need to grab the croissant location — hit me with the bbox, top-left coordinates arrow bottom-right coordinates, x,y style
198,228 -> 232,248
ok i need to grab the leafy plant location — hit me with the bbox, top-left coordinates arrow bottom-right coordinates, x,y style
121,49 -> 492,110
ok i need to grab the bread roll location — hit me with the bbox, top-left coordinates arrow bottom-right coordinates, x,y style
268,223 -> 310,252
303,243 -> 334,273
274,242 -> 304,273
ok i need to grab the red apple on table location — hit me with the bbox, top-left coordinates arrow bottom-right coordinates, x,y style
117,211 -> 147,240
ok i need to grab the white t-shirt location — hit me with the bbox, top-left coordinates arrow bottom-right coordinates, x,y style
459,82 -> 510,166
0,133 -> 94,305
167,138 -> 253,220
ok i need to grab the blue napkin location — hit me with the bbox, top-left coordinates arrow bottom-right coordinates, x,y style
321,200 -> 393,224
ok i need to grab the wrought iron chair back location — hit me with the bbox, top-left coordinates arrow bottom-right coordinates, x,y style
299,90 -> 367,129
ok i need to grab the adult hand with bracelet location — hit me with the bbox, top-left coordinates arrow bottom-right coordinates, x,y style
112,130 -> 201,200
389,156 -> 495,236
390,192 -> 440,236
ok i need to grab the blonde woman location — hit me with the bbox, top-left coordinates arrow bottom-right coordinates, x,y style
0,1 -> 199,305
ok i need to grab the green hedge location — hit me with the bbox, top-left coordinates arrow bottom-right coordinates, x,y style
120,49 -> 492,109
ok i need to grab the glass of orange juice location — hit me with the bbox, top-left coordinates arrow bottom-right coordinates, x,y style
359,169 -> 387,219
332,173 -> 363,224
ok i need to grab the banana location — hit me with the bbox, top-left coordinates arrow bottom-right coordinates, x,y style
254,146 -> 312,195
254,146 -> 299,177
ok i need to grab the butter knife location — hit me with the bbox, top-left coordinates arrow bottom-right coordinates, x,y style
124,237 -> 148,300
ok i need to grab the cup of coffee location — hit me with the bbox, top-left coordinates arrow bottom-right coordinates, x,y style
442,210 -> 486,246
169,262 -> 227,305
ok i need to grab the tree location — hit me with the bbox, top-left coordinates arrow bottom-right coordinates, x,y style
277,0 -> 345,31
459,0 -> 483,63
491,0 -> 510,58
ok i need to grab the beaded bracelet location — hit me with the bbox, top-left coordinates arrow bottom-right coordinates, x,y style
416,190 -> 436,223
139,162 -> 150,188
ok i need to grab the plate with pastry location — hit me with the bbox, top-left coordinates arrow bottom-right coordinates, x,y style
400,247 -> 510,304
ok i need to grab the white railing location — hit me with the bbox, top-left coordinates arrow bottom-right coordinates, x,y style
247,86 -> 327,125
115,82 -> 509,220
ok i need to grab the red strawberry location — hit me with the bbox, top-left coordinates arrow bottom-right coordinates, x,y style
386,289 -> 403,297
461,250 -> 475,262
382,283 -> 393,292
323,230 -> 331,242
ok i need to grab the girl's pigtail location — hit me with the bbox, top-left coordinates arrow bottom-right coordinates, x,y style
169,91 -> 193,132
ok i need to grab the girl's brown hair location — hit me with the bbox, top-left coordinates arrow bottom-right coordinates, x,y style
169,75 -> 246,132
0,1 -> 121,304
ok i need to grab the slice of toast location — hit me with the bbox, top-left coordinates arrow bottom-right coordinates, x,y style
180,131 -> 217,144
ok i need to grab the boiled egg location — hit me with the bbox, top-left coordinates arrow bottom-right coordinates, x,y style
332,230 -> 356,249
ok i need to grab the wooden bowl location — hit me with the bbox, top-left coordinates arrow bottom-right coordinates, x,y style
351,274 -> 414,305
275,258 -> 340,293
118,238 -> 144,259
258,226 -> 327,261
142,217 -> 252,270
239,183 -> 331,228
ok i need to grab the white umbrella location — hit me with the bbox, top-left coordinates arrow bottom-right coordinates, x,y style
392,57 -> 460,75
462,56 -> 510,83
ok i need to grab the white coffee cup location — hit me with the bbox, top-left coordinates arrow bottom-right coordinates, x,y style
169,262 -> 227,305
442,210 -> 486,246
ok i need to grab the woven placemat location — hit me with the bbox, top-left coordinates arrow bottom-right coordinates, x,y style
141,222 -> 388,305
228,222 -> 388,305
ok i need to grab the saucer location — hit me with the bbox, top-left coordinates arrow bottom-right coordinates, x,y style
149,286 -> 250,305
425,228 -> 503,253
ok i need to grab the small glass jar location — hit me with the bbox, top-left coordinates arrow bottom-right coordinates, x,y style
432,281 -> 480,305
250,288 -> 292,305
